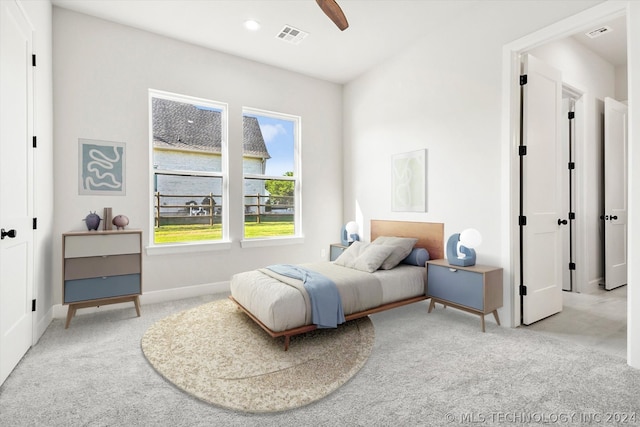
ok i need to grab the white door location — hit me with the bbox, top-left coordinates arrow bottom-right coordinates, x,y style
603,97 -> 628,290
521,54 -> 563,325
0,0 -> 34,385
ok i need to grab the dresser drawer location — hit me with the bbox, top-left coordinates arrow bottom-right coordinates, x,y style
64,254 -> 141,280
64,233 -> 140,258
64,274 -> 141,303
427,264 -> 484,310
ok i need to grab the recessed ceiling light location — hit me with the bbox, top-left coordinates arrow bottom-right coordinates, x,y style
244,20 -> 261,31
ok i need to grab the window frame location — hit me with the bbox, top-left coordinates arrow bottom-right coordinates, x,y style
240,107 -> 303,247
147,89 -> 230,255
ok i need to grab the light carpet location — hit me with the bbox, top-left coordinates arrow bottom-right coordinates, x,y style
3,295 -> 640,426
141,299 -> 374,413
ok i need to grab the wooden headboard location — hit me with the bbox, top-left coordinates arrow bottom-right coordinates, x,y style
370,220 -> 444,260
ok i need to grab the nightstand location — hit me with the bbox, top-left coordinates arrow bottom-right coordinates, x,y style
329,243 -> 349,261
426,259 -> 503,332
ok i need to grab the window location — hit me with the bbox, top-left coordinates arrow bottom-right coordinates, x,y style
150,90 -> 228,245
242,108 -> 301,240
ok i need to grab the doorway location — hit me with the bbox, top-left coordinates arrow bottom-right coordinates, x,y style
504,2 -> 633,362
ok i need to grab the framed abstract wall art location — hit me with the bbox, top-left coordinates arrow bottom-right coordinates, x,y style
391,149 -> 427,212
78,139 -> 126,195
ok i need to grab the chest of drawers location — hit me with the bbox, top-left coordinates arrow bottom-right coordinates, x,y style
62,230 -> 142,328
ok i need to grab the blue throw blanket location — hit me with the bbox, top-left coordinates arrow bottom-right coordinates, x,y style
266,264 -> 345,329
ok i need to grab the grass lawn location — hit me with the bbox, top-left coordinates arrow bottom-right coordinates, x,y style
154,222 -> 294,243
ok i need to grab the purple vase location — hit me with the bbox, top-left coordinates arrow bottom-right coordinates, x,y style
84,211 -> 102,231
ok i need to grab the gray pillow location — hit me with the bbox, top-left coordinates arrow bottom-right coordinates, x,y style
352,244 -> 396,273
372,236 -> 419,270
334,241 -> 396,273
334,241 -> 368,267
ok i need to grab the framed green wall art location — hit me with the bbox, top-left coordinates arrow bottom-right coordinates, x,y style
78,138 -> 126,195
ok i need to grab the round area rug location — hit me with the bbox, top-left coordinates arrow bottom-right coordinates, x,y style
141,299 -> 374,413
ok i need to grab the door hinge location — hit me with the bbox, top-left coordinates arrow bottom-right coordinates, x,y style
568,162 -> 575,170
520,74 -> 528,85
568,111 -> 575,120
569,262 -> 576,271
32,218 -> 37,230
32,54 -> 36,67
32,299 -> 36,312
569,212 -> 575,220
520,285 -> 527,296
32,136 -> 37,148
519,146 -> 527,156
519,216 -> 527,226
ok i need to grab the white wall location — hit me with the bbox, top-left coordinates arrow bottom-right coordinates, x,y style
343,0 -> 607,329
52,8 -> 343,306
626,0 -> 640,368
19,0 -> 54,341
528,36 -> 619,292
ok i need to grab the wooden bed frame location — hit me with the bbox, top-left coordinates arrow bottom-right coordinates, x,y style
229,220 -> 444,350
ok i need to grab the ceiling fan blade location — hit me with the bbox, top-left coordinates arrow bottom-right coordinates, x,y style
316,0 -> 349,31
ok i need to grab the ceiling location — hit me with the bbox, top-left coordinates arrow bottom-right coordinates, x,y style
52,1 -> 627,84
571,15 -> 627,67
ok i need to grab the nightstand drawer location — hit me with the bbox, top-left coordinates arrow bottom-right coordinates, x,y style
330,244 -> 348,261
427,264 -> 483,310
64,274 -> 141,303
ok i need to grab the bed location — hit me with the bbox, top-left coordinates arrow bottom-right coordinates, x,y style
229,220 -> 444,350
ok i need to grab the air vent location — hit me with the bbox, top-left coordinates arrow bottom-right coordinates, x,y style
276,25 -> 308,45
585,26 -> 613,39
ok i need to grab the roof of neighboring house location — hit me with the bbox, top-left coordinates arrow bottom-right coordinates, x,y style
152,97 -> 270,159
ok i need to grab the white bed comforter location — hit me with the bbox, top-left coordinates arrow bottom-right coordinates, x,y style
230,262 -> 425,332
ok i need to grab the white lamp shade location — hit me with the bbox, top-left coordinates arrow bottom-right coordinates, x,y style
345,221 -> 359,235
459,228 -> 482,248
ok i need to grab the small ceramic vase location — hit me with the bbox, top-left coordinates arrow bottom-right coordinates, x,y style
112,215 -> 129,230
84,211 -> 102,231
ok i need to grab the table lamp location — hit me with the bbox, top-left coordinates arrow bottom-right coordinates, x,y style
341,221 -> 360,246
446,228 -> 482,266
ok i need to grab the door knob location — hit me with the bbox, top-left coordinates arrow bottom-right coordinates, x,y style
1,228 -> 16,239
557,219 -> 568,226
610,215 -> 618,221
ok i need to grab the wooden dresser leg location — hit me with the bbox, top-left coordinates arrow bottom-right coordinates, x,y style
65,305 -> 76,329
480,314 -> 486,333
493,309 -> 501,326
133,296 -> 141,317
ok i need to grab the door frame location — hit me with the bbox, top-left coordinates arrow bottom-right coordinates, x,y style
501,2 -> 629,327
561,83 -> 588,294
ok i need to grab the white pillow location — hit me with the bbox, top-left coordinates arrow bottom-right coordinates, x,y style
372,236 -> 418,270
334,241 -> 396,273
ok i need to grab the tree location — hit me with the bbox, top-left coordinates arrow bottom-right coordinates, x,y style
265,172 -> 294,205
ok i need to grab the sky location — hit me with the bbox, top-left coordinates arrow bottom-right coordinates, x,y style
249,114 -> 295,177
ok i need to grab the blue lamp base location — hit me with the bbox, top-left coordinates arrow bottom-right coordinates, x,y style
446,233 -> 477,267
341,225 -> 360,246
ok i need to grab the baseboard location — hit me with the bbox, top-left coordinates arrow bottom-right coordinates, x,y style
34,306 -> 53,344
52,281 -> 230,319
579,278 -> 604,294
